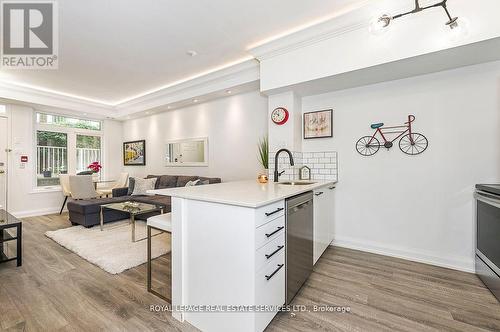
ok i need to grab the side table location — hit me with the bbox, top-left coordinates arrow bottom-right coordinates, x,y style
0,209 -> 22,267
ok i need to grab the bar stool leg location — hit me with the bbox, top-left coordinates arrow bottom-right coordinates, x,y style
147,225 -> 152,293
146,225 -> 170,302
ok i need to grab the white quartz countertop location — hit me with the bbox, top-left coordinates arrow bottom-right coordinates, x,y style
148,180 -> 337,208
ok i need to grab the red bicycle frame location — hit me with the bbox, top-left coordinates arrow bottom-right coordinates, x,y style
368,115 -> 416,145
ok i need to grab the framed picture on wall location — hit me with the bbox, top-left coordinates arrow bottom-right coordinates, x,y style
123,140 -> 146,166
304,109 -> 333,139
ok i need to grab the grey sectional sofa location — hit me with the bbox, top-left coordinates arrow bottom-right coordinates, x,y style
67,175 -> 221,227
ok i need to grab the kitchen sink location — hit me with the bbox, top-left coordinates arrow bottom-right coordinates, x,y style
279,181 -> 316,186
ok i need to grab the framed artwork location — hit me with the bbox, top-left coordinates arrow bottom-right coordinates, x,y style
123,140 -> 146,166
303,109 -> 333,139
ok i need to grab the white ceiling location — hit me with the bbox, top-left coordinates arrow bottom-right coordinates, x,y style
0,0 -> 367,105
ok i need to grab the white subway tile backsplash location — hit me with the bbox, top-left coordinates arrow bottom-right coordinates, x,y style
268,150 -> 338,182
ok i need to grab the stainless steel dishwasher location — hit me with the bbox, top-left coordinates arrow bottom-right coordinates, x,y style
286,191 -> 314,304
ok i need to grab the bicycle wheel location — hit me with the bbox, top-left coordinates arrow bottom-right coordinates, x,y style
399,133 -> 428,155
356,136 -> 380,156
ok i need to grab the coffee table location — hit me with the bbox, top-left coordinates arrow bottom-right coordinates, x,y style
0,210 -> 22,267
100,202 -> 164,242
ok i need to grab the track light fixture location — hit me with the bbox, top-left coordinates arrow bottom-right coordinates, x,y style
370,0 -> 461,33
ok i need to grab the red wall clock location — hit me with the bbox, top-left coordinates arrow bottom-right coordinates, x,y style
271,107 -> 289,125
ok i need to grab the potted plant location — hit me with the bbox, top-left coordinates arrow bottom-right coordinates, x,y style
42,167 -> 52,178
87,161 -> 102,181
257,136 -> 269,183
87,161 -> 102,173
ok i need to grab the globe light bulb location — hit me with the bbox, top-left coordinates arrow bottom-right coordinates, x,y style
369,15 -> 392,35
447,17 -> 469,42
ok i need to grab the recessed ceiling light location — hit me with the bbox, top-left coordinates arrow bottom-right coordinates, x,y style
145,111 -> 150,115
186,50 -> 198,57
226,90 -> 232,94
83,113 -> 88,116
167,106 -> 172,109
193,99 -> 198,103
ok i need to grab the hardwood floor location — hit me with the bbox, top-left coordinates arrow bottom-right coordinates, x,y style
1,213 -> 499,331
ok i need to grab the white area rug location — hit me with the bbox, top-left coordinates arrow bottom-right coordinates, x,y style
45,220 -> 171,274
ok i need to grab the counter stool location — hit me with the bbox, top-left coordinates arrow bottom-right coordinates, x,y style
147,213 -> 172,302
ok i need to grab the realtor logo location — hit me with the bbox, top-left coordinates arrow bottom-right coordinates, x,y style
1,1 -> 58,69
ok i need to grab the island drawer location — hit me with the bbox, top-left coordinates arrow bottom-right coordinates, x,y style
255,216 -> 285,249
256,200 -> 285,228
255,232 -> 285,271
255,251 -> 285,330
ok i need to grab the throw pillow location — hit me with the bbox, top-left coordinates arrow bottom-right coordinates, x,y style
185,179 -> 201,187
127,177 -> 136,195
131,177 -> 158,196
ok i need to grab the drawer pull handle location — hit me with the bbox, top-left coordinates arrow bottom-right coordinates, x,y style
315,192 -> 324,196
329,186 -> 335,190
265,208 -> 284,217
265,226 -> 284,238
265,245 -> 284,259
265,264 -> 284,281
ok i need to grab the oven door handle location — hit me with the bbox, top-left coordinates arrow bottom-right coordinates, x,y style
475,191 -> 500,209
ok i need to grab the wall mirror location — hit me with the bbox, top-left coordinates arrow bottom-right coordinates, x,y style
165,137 -> 208,167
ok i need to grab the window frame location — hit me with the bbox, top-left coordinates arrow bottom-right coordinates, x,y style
33,113 -> 104,190
75,133 -> 103,176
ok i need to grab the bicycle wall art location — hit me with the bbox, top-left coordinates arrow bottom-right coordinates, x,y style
356,115 -> 428,156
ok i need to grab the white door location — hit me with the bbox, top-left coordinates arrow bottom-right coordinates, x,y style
0,117 -> 7,210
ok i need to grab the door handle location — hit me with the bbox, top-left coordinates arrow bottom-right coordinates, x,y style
475,192 -> 500,209
328,186 -> 335,190
315,192 -> 324,196
265,208 -> 284,217
265,226 -> 284,238
265,245 -> 284,259
0,170 -> 5,174
265,264 -> 284,281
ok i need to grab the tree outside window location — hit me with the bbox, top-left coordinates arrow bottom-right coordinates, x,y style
36,131 -> 68,186
76,135 -> 101,174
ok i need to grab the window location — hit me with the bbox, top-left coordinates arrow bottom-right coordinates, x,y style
36,113 -> 101,130
35,112 -> 102,188
76,135 -> 101,174
36,131 -> 68,186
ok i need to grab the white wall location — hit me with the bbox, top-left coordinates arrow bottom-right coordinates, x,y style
6,104 -> 123,217
301,61 -> 500,272
122,90 -> 268,181
268,91 -> 302,152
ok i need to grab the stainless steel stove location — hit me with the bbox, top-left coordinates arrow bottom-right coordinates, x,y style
474,184 -> 500,302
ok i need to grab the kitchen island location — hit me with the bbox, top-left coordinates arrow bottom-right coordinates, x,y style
149,180 -> 336,332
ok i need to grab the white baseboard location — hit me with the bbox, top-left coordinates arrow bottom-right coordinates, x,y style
332,236 -> 475,273
11,207 -> 66,219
